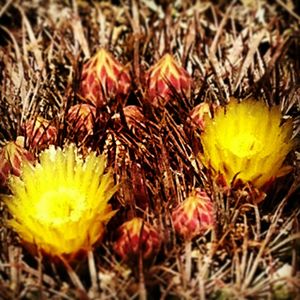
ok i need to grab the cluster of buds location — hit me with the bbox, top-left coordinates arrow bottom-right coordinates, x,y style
114,217 -> 161,261
66,103 -> 96,139
80,48 -> 131,107
0,137 -> 34,189
79,50 -> 192,109
23,117 -> 57,150
171,189 -> 215,240
145,53 -> 192,106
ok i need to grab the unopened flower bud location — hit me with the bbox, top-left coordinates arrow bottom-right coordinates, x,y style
66,103 -> 96,138
145,53 -> 192,106
172,189 -> 215,240
190,103 -> 213,131
123,106 -> 145,130
80,48 -> 131,107
24,117 -> 57,150
113,105 -> 145,132
114,217 -> 160,261
0,137 -> 34,188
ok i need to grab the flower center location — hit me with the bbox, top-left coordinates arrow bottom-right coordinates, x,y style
228,132 -> 263,157
35,187 -> 87,225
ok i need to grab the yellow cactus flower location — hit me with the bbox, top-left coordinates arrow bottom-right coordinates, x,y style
4,144 -> 117,258
200,99 -> 294,189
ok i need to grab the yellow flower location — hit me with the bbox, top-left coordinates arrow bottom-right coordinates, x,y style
4,144 -> 117,258
200,98 -> 294,188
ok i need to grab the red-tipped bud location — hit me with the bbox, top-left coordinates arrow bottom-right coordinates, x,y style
80,48 -> 131,107
172,189 -> 215,240
145,53 -> 192,106
114,217 -> 160,261
189,103 -> 213,131
66,103 -> 96,138
0,137 -> 34,188
24,117 -> 57,150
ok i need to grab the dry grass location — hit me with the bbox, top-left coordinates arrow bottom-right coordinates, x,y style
0,0 -> 300,299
